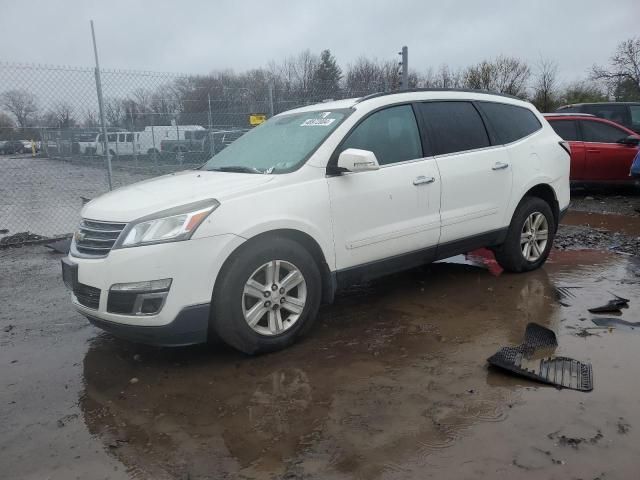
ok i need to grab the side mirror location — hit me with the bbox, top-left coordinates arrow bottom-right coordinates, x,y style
617,135 -> 640,146
337,148 -> 380,172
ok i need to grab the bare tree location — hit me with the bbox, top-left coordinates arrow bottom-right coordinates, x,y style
105,98 -> 124,127
52,101 -> 76,128
83,109 -> 99,128
592,37 -> 640,99
464,56 -> 531,98
532,58 -> 559,112
559,80 -> 607,105
275,50 -> 319,98
0,89 -> 38,128
345,57 -> 402,95
0,111 -> 14,138
422,64 -> 463,88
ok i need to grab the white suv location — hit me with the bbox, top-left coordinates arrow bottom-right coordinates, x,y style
62,90 -> 570,354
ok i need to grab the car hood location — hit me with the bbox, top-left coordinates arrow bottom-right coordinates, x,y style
82,170 -> 275,222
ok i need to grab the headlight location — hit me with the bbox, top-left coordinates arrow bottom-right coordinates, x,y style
115,199 -> 219,248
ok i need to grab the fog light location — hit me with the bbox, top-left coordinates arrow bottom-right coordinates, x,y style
141,296 -> 164,314
111,278 -> 172,292
108,279 -> 172,316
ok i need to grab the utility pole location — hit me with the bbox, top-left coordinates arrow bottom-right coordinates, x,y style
398,46 -> 408,91
90,20 -> 113,190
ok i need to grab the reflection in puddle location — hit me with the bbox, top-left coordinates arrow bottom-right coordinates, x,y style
80,249 -> 634,479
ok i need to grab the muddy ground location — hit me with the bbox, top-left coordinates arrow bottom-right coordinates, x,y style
1,192 -> 640,480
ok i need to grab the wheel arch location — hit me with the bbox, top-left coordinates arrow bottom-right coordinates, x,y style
215,229 -> 336,305
522,183 -> 560,231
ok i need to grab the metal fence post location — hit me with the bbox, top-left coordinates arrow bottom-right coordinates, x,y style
130,110 -> 138,169
208,93 -> 215,157
268,83 -> 274,117
90,20 -> 113,191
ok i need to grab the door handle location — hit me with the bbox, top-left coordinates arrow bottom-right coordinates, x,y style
587,149 -> 600,153
413,176 -> 435,186
492,162 -> 509,170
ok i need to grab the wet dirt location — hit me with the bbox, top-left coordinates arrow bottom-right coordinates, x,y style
562,210 -> 640,237
556,209 -> 640,256
570,190 -> 640,217
1,236 -> 640,479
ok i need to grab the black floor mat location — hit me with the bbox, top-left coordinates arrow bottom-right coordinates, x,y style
45,238 -> 71,254
588,297 -> 630,314
488,348 -> 593,391
487,322 -> 593,392
592,317 -> 640,332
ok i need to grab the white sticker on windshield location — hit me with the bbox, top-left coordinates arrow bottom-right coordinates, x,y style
300,118 -> 336,127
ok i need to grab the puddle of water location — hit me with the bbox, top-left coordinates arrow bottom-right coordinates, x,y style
562,210 -> 640,237
75,247 -> 639,479
5,244 -> 638,479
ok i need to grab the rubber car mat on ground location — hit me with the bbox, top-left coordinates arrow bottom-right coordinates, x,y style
588,295 -> 630,314
487,322 -> 593,392
592,317 -> 640,332
522,322 -> 558,351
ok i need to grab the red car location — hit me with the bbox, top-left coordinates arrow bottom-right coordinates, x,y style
544,113 -> 640,185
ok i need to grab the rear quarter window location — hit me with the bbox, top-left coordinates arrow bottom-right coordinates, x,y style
548,120 -> 580,141
477,102 -> 542,144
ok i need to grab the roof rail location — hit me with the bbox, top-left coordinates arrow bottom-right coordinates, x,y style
355,88 -> 523,104
543,113 -> 595,117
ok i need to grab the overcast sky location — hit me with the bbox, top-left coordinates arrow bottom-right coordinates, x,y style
0,0 -> 638,83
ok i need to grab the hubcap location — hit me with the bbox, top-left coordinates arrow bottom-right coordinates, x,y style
242,260 -> 307,336
520,212 -> 549,262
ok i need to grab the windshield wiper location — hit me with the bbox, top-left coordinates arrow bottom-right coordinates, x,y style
209,166 -> 264,174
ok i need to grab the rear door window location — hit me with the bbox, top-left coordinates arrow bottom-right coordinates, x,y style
579,120 -> 629,143
417,101 -> 489,155
340,104 -> 423,165
118,133 -> 126,142
549,120 -> 580,141
125,133 -> 133,142
477,102 -> 542,144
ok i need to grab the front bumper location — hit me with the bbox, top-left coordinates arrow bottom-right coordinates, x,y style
64,233 -> 245,345
86,303 -> 210,346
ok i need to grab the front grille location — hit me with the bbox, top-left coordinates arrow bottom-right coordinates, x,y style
75,219 -> 127,257
74,283 -> 101,309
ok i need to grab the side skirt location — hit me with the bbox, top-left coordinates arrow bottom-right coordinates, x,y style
334,227 -> 508,290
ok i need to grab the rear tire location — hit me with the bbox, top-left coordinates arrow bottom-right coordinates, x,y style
494,196 -> 555,273
211,237 -> 322,355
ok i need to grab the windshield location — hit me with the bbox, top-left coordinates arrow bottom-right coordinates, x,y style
203,109 -> 350,173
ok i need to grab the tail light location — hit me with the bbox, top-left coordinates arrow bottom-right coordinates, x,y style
559,140 -> 571,155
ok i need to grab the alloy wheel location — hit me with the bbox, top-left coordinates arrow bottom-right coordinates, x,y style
242,260 -> 307,336
520,212 -> 549,262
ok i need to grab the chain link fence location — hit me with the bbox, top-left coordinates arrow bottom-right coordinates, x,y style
0,61 -> 394,246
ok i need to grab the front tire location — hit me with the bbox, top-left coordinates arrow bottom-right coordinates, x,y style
494,196 -> 555,273
211,237 -> 322,354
